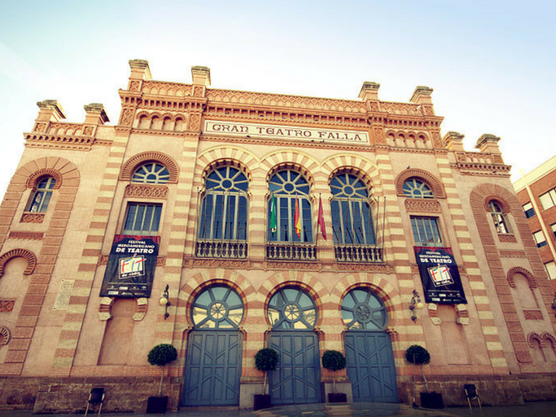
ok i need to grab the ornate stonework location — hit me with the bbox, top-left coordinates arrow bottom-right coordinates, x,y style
0,327 -> 10,345
0,300 -> 15,312
404,199 -> 441,213
120,108 -> 134,126
124,184 -> 168,199
498,234 -> 517,243
26,168 -> 63,189
507,266 -> 537,289
25,133 -> 95,151
20,213 -> 45,223
190,258 -> 249,269
523,310 -> 543,320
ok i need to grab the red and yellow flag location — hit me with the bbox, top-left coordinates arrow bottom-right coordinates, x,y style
318,195 -> 327,240
294,197 -> 301,238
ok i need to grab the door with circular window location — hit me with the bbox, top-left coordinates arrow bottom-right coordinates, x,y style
342,288 -> 398,402
267,287 -> 321,405
183,286 -> 244,406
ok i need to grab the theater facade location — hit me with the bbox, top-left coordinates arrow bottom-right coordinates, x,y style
0,60 -> 555,412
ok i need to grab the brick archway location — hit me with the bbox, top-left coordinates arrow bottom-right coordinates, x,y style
0,248 -> 37,277
119,151 -> 179,184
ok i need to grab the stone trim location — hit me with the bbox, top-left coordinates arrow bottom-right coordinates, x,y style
26,169 -> 63,189
20,213 -> 45,224
119,151 -> 179,184
404,199 -> 441,213
8,232 -> 44,240
124,184 -> 169,199
507,266 -> 538,289
0,248 -> 37,277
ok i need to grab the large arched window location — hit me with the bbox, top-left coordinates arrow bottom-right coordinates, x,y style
403,178 -> 434,198
268,170 -> 312,243
341,288 -> 387,330
330,173 -> 374,245
132,162 -> 170,184
488,200 -> 509,234
267,287 -> 317,330
26,177 -> 56,212
198,166 -> 249,242
191,285 -> 244,329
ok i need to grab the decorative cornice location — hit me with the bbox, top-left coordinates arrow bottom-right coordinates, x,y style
25,133 -> 94,151
8,232 -> 44,240
124,184 -> 169,199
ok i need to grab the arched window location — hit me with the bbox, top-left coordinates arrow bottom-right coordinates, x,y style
341,288 -> 387,330
267,287 -> 317,330
26,177 -> 56,212
268,170 -> 312,243
488,200 -> 509,234
191,285 -> 244,329
131,162 -> 170,184
403,178 -> 434,198
330,173 -> 374,245
198,166 -> 249,242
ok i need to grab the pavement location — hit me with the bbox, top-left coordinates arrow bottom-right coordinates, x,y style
1,402 -> 556,417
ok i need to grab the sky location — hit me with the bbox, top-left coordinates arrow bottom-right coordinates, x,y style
0,0 -> 554,197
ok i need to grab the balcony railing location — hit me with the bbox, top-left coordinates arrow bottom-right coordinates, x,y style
266,243 -> 317,261
335,244 -> 383,263
195,240 -> 248,258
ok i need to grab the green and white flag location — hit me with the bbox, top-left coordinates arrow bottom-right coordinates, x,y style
270,192 -> 277,234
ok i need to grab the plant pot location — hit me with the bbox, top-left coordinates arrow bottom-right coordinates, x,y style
420,392 -> 444,409
147,396 -> 168,414
253,394 -> 272,410
328,393 -> 347,403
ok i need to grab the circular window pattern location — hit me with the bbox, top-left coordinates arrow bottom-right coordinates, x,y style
268,287 -> 317,330
341,288 -> 387,330
402,178 -> 433,198
191,286 -> 244,329
132,163 -> 170,184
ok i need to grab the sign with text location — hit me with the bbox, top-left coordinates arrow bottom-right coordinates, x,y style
204,120 -> 369,144
100,235 -> 160,298
414,246 -> 467,304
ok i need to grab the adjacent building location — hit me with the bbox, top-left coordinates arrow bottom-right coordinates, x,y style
0,60 -> 555,413
514,155 -> 556,289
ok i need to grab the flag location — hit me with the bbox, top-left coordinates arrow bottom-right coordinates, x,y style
318,195 -> 327,240
294,196 -> 301,238
270,192 -> 277,235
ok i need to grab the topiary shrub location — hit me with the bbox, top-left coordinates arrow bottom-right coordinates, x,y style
405,345 -> 431,394
255,348 -> 279,394
322,350 -> 346,392
148,344 -> 178,396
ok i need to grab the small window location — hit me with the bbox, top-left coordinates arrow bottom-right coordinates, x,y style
26,177 -> 56,213
132,163 -> 170,184
551,223 -> 556,239
403,178 -> 434,199
539,188 -> 556,210
410,216 -> 443,247
123,203 -> 162,235
488,201 -> 509,234
523,202 -> 535,218
545,261 -> 556,280
533,230 -> 547,248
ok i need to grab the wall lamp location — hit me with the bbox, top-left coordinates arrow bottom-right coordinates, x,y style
160,284 -> 171,320
409,289 -> 424,322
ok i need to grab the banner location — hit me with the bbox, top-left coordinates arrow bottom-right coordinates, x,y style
414,246 -> 467,304
100,234 -> 160,298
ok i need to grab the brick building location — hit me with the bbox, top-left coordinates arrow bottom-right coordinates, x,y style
0,60 -> 555,413
514,156 -> 556,289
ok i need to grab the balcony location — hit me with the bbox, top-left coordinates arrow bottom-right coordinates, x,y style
266,243 -> 317,261
195,240 -> 248,258
334,244 -> 383,263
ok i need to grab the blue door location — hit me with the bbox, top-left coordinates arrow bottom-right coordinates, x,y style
183,285 -> 244,406
269,332 -> 321,405
266,287 -> 321,405
344,332 -> 398,402
341,288 -> 398,402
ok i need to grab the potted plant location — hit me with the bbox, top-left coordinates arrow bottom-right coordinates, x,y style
405,345 -> 443,409
146,343 -> 178,413
322,350 -> 347,403
254,348 -> 279,410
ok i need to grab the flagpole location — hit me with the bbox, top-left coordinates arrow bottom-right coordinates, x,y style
317,193 -> 321,242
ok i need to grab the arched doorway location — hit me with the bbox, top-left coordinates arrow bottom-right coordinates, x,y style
182,285 -> 244,406
267,287 -> 321,405
342,288 -> 398,402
